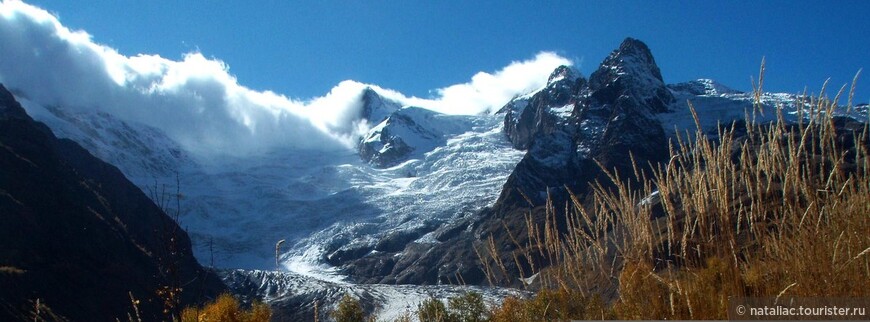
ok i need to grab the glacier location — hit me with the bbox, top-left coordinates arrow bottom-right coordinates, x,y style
16,91 -> 526,279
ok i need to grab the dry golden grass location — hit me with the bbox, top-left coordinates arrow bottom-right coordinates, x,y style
485,67 -> 870,320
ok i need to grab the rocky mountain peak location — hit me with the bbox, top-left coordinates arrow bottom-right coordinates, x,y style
614,38 -> 662,77
500,65 -> 586,150
325,38 -> 682,286
547,65 -> 581,85
588,37 -> 674,113
462,38 -> 672,285
360,87 -> 401,125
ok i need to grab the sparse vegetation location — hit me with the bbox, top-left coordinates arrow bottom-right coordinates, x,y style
391,311 -> 413,322
26,298 -> 69,322
480,67 -> 870,319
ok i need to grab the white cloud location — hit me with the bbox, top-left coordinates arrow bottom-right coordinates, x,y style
421,52 -> 572,115
0,1 -> 571,156
366,52 -> 572,116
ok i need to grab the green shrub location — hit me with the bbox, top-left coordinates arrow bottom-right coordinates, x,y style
447,292 -> 489,322
417,297 -> 454,322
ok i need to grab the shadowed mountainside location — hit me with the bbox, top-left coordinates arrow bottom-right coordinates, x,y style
0,84 -> 225,321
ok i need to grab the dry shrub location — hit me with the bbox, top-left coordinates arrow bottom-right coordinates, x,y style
180,293 -> 270,322
489,288 -> 613,321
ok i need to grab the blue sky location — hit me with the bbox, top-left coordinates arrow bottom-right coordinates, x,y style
25,1 -> 870,102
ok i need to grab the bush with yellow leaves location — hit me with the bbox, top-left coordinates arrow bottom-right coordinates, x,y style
181,293 -> 270,322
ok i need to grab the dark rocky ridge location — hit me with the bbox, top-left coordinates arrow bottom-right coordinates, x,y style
489,37 -> 672,215
0,84 -> 224,321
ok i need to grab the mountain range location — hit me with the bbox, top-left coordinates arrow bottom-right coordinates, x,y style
1,37 -> 867,318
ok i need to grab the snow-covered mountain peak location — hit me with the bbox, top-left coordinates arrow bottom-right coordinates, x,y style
596,37 -> 664,82
9,26 -> 866,293
546,65 -> 581,85
358,107 -> 476,168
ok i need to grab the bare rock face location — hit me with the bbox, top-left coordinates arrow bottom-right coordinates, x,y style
588,37 -> 674,114
466,38 -> 672,286
0,84 -> 224,321
500,65 -> 586,150
498,37 -> 671,209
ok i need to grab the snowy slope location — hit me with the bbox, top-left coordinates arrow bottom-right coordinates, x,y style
17,99 -> 195,180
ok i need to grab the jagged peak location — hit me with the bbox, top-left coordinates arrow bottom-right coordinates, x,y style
361,86 -> 382,102
360,86 -> 401,124
361,87 -> 386,108
595,37 -> 664,83
547,65 -> 581,85
588,37 -> 673,113
616,38 -> 657,64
